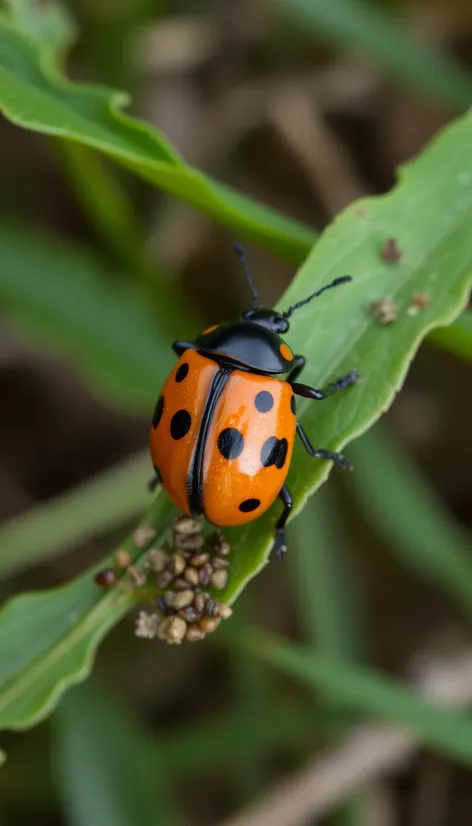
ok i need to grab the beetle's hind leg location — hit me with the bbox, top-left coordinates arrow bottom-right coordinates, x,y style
273,485 -> 293,558
297,422 -> 353,470
148,466 -> 162,492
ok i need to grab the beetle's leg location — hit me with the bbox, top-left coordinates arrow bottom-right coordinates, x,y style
148,466 -> 162,492
296,421 -> 353,470
172,340 -> 196,356
291,369 -> 359,401
286,354 -> 306,383
273,485 -> 293,558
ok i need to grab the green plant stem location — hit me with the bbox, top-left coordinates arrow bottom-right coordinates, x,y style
57,140 -> 160,300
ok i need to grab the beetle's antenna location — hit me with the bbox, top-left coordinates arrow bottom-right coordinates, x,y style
232,242 -> 259,309
282,276 -> 352,318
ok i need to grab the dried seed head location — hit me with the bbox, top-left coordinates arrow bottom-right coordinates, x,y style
172,589 -> 195,609
193,592 -> 208,613
147,549 -> 169,572
199,563 -> 213,587
133,525 -> 157,548
370,298 -> 398,325
157,570 -> 174,589
114,549 -> 132,569
189,551 -> 210,567
135,610 -> 159,639
211,569 -> 228,590
212,556 -> 229,570
186,624 -> 205,642
184,567 -> 200,586
171,554 -> 186,576
127,565 -> 146,587
199,616 -> 219,634
94,568 -> 117,588
178,605 -> 200,624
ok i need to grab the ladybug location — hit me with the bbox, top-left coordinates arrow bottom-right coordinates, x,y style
149,244 -> 358,556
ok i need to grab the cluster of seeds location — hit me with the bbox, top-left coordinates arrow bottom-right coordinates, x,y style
143,517 -> 233,645
95,516 -> 232,646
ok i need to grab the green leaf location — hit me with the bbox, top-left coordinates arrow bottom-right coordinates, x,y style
347,424 -> 472,615
1,111 -> 472,736
0,222 -> 190,411
428,309 -> 472,362
53,681 -> 181,826
3,0 -> 76,60
268,0 -> 472,109
0,493 -> 177,731
0,451 -> 150,580
244,631 -> 472,766
0,19 -> 315,262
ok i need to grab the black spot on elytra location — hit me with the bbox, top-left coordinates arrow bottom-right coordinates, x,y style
261,436 -> 288,469
175,362 -> 189,383
170,409 -> 191,440
290,395 -> 296,414
255,390 -> 274,413
152,396 -> 164,428
217,428 -> 244,460
239,498 -> 261,513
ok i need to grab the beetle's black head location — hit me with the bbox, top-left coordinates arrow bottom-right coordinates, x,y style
240,306 -> 289,334
194,244 -> 352,375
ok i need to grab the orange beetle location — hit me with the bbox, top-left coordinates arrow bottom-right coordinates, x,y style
149,244 -> 358,555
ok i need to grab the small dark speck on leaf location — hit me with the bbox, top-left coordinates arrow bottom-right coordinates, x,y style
381,237 -> 403,263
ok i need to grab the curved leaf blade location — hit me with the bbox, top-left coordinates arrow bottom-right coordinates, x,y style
0,20 -> 315,261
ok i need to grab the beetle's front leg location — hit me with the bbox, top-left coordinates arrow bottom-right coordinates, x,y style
291,369 -> 359,401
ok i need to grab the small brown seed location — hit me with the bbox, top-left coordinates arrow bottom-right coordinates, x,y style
147,549 -> 169,572
217,541 -> 231,556
94,568 -> 117,588
218,602 -> 233,620
194,592 -> 208,613
174,533 -> 205,551
186,624 -> 205,642
199,616 -> 219,634
199,563 -> 213,586
165,616 -> 187,644
178,605 -> 200,623
157,616 -> 187,644
135,610 -> 159,639
114,549 -> 132,569
173,516 -> 202,536
184,567 -> 199,586
127,565 -> 146,587
133,525 -> 157,548
211,569 -> 228,590
172,589 -> 195,609
171,554 -> 186,576
157,570 -> 174,589
173,577 -> 191,590
190,551 -> 210,567
164,590 -> 176,607
212,556 -> 229,569
204,598 -> 220,617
